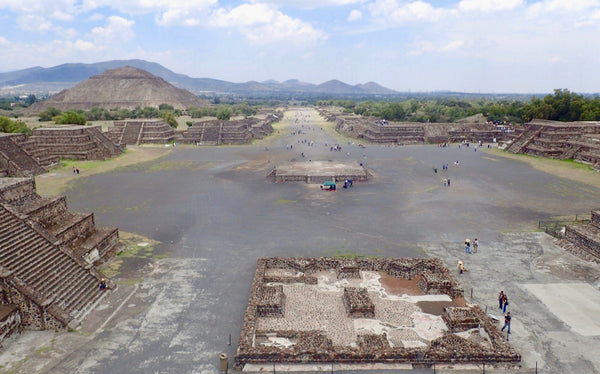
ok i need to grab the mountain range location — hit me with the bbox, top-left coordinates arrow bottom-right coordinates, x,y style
0,59 -> 397,96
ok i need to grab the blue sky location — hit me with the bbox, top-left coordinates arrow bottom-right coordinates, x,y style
1,0 -> 599,93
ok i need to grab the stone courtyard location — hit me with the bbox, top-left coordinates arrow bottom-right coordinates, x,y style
0,108 -> 599,373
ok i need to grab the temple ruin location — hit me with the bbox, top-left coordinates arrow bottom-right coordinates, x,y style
180,111 -> 281,145
235,257 -> 521,371
267,161 -> 369,183
319,108 -> 510,145
26,125 -> 122,161
0,177 -> 118,342
106,119 -> 175,145
558,209 -> 600,263
504,119 -> 600,170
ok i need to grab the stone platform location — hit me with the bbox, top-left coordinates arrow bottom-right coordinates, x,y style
267,161 -> 369,183
235,257 -> 521,371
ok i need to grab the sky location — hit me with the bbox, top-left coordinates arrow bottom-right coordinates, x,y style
1,0 -> 600,93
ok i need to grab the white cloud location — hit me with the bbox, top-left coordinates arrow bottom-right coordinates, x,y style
16,14 -> 53,32
252,0 -> 366,8
440,39 -> 464,52
528,0 -> 600,16
90,16 -> 135,45
458,0 -> 523,13
369,0 -> 450,24
348,9 -> 362,21
211,3 -> 327,45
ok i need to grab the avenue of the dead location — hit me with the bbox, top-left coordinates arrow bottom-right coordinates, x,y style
1,108 -> 599,374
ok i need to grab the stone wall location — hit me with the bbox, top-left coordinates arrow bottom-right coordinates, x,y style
234,257 -> 516,369
342,287 -> 375,318
0,304 -> 21,345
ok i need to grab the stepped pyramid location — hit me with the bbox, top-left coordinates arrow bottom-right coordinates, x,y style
0,177 -> 118,334
28,66 -> 208,112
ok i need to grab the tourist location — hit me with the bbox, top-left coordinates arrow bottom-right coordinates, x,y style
498,291 -> 505,310
447,178 -> 450,187
502,294 -> 509,314
465,239 -> 471,254
473,238 -> 479,253
501,312 -> 512,337
99,279 -> 107,290
457,260 -> 466,274
73,167 -> 76,174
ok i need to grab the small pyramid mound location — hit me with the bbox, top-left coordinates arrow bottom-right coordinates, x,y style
28,66 -> 207,112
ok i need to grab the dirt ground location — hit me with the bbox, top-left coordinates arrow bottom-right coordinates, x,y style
2,107 -> 600,374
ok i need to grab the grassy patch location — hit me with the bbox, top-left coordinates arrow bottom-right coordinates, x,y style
117,278 -> 144,286
35,147 -> 170,196
117,231 -> 161,259
276,199 -> 297,204
483,148 -> 600,189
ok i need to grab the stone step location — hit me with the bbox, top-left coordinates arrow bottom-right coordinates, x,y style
14,242 -> 64,283
3,236 -> 54,272
0,230 -> 46,266
32,260 -> 79,295
69,277 -> 103,312
54,269 -> 96,311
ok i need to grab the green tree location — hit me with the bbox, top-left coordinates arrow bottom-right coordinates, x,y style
216,105 -> 231,120
159,103 -> 174,111
0,116 -> 32,135
53,111 -> 87,125
38,107 -> 62,121
161,111 -> 178,128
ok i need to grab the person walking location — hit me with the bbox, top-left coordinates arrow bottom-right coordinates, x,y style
498,291 -> 505,310
502,293 -> 509,314
457,260 -> 466,274
473,238 -> 479,253
465,239 -> 471,254
501,312 -> 512,339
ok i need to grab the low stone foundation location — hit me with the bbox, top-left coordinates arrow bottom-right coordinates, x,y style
235,257 -> 520,370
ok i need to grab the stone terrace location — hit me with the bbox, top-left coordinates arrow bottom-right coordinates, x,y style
559,209 -> 600,263
0,177 -> 119,266
23,125 -> 122,161
235,257 -> 520,370
0,134 -> 53,178
180,112 -> 280,145
505,119 -> 600,170
0,177 -> 117,339
106,119 -> 175,145
267,161 -> 369,184
320,108 -> 508,145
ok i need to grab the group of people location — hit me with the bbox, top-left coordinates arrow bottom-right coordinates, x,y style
464,238 -> 478,253
72,166 -> 80,174
499,291 -> 512,339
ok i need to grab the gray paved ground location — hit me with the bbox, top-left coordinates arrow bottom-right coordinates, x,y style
1,108 -> 600,374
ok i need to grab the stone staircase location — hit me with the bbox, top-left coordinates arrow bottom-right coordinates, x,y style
0,204 -> 107,328
505,128 -> 541,154
26,126 -> 122,160
120,121 -> 143,145
0,134 -> 47,177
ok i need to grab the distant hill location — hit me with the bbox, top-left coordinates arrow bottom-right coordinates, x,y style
27,66 -> 208,113
0,59 -> 399,96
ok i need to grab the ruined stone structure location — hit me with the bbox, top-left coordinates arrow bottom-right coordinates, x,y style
235,257 -> 520,370
559,209 -> 600,263
0,133 -> 54,178
0,305 -> 21,344
504,119 -> 600,170
25,125 -> 122,161
267,161 -> 370,184
320,108 -> 509,145
342,287 -> 375,318
180,111 -> 281,145
106,119 -> 175,145
0,177 -> 117,339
